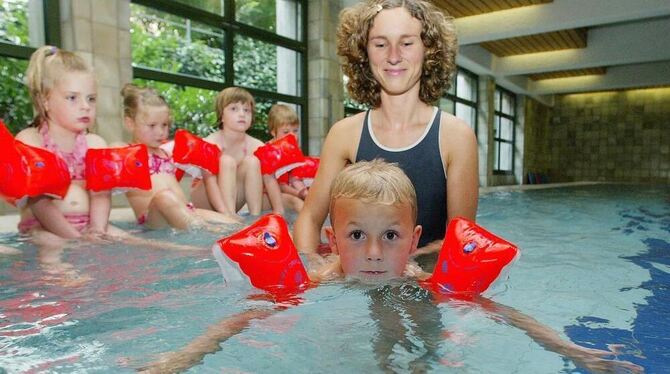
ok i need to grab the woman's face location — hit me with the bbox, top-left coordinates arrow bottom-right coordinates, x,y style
366,7 -> 425,98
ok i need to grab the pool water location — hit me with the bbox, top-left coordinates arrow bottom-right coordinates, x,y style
0,184 -> 668,373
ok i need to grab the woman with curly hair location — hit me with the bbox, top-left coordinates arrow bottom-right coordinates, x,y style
294,0 -> 479,254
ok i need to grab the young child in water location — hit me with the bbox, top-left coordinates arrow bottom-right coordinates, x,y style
121,84 -> 237,231
190,87 -> 286,219
261,104 -> 307,213
16,45 -> 116,242
140,160 -> 641,374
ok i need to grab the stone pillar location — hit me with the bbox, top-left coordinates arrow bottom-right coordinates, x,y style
514,95 -> 526,185
60,0 -> 132,144
307,0 -> 344,156
477,76 -> 495,187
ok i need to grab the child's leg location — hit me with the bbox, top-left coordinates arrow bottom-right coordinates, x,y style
144,189 -> 199,230
263,174 -> 285,215
282,193 -> 304,213
0,245 -> 21,255
218,155 -> 239,216
236,155 -> 263,215
36,239 -> 92,287
194,208 -> 240,225
105,224 -> 205,251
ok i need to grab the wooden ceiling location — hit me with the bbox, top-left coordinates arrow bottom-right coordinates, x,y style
434,0 -> 552,18
480,29 -> 587,57
528,67 -> 607,81
434,0 -> 605,82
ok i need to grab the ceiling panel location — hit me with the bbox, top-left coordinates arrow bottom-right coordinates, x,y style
480,29 -> 587,57
434,0 -> 553,18
529,67 -> 607,81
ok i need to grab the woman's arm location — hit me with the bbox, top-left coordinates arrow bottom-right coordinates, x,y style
442,116 -> 479,222
293,118 -> 358,253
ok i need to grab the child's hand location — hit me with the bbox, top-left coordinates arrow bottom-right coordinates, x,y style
411,239 -> 443,257
82,228 -> 113,244
298,187 -> 308,199
403,261 -> 431,280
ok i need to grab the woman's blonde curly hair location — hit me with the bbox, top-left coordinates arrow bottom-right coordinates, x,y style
336,0 -> 457,108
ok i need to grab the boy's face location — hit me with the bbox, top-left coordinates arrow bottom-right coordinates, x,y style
221,101 -> 252,131
271,123 -> 299,139
325,198 -> 421,282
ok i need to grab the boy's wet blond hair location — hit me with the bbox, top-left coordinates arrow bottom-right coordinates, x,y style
215,87 -> 255,129
267,104 -> 298,134
330,159 -> 417,223
121,83 -> 171,123
26,45 -> 93,126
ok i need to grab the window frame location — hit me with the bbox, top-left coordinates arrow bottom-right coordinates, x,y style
493,85 -> 516,175
0,0 -> 61,59
131,0 -> 309,150
442,67 -> 478,134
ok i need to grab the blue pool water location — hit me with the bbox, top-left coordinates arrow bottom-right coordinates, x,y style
0,184 -> 668,373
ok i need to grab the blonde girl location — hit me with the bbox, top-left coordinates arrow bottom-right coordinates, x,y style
121,84 -> 236,230
16,45 -> 119,243
190,87 -> 285,219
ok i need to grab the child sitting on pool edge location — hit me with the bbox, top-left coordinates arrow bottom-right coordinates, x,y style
140,160 -> 642,374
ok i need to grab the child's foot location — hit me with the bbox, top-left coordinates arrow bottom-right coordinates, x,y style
0,245 -> 21,255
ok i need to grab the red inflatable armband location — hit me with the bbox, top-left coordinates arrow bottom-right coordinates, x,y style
0,121 -> 71,207
212,213 -> 310,296
172,129 -> 221,178
85,144 -> 151,193
422,217 -> 519,297
290,156 -> 319,187
253,134 -> 305,178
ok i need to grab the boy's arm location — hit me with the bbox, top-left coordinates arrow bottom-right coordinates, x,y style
482,299 -> 643,373
139,309 -> 276,374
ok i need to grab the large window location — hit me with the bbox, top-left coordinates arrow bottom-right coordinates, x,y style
438,68 -> 478,131
493,86 -> 516,174
131,0 -> 307,144
0,0 -> 59,133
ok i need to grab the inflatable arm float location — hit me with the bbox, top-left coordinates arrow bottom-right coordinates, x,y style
212,215 -> 519,300
85,144 -> 152,193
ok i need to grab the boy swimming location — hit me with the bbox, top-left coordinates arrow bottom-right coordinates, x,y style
141,160 -> 642,373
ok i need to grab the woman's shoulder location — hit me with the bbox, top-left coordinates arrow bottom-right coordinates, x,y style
438,111 -> 477,154
439,111 -> 476,139
329,111 -> 366,137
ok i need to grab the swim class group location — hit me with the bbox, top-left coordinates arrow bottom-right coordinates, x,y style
0,0 -> 644,373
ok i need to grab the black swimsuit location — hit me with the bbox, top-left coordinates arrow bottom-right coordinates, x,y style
355,108 -> 448,247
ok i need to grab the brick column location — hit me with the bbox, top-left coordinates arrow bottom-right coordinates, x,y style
307,0 -> 344,156
60,0 -> 132,145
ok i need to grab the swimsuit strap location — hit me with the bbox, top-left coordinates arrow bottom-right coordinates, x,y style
39,124 -> 87,180
148,149 -> 177,175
